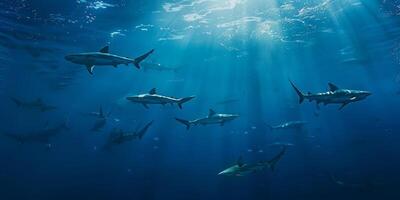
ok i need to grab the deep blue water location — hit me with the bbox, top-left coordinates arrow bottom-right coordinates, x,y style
1,0 -> 400,199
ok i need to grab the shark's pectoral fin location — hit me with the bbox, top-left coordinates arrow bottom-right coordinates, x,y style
339,102 -> 349,110
113,64 -> 118,68
142,103 -> 149,109
86,65 -> 95,75
350,97 -> 357,100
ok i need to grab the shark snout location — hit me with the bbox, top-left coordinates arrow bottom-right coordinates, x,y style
360,91 -> 372,98
126,96 -> 140,101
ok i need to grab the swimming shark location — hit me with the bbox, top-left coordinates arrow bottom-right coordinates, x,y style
289,80 -> 371,110
10,97 -> 56,112
126,88 -> 195,109
218,147 -> 287,176
65,46 -> 154,75
175,109 -> 239,130
267,121 -> 307,131
3,121 -> 69,145
105,120 -> 154,148
90,106 -> 108,132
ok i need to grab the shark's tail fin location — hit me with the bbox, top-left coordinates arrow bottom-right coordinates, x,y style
267,146 -> 287,172
133,49 -> 154,69
175,118 -> 191,130
10,97 -> 22,106
177,96 -> 195,109
137,120 -> 154,139
289,80 -> 305,104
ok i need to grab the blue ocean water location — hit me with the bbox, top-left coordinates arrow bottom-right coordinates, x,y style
1,0 -> 400,199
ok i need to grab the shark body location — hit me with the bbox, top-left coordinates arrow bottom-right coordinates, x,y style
65,46 -> 154,75
218,147 -> 287,176
11,97 -> 56,112
126,88 -> 195,109
290,80 -> 371,110
175,109 -> 239,130
268,121 -> 307,131
3,122 -> 69,145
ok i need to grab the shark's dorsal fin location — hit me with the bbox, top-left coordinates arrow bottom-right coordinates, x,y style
149,88 -> 157,95
237,156 -> 244,167
328,83 -> 339,92
208,109 -> 216,117
99,46 -> 109,53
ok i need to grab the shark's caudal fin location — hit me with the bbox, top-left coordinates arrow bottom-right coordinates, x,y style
177,96 -> 195,109
289,80 -> 305,104
133,49 -> 154,69
137,120 -> 154,139
10,97 -> 22,106
267,147 -> 287,172
175,118 -> 191,130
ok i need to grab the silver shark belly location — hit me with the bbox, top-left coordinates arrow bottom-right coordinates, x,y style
135,95 -> 178,104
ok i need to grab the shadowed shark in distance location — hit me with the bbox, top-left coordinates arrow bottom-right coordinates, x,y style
126,88 -> 195,109
65,46 -> 154,75
289,80 -> 371,110
141,61 -> 181,73
267,121 -> 307,131
103,121 -> 154,149
2,121 -> 69,147
10,97 -> 56,112
218,147 -> 287,176
90,106 -> 108,132
175,109 -> 239,130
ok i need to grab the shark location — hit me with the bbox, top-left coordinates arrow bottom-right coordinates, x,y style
267,121 -> 307,131
218,147 -> 287,176
105,120 -> 154,148
175,109 -> 239,130
3,121 -> 69,146
65,46 -> 154,75
289,80 -> 371,110
126,88 -> 195,109
90,106 -> 108,132
10,97 -> 56,112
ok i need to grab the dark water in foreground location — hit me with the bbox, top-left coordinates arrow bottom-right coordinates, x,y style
1,0 -> 400,199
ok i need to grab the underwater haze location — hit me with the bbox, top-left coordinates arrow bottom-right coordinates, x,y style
1,0 -> 400,199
